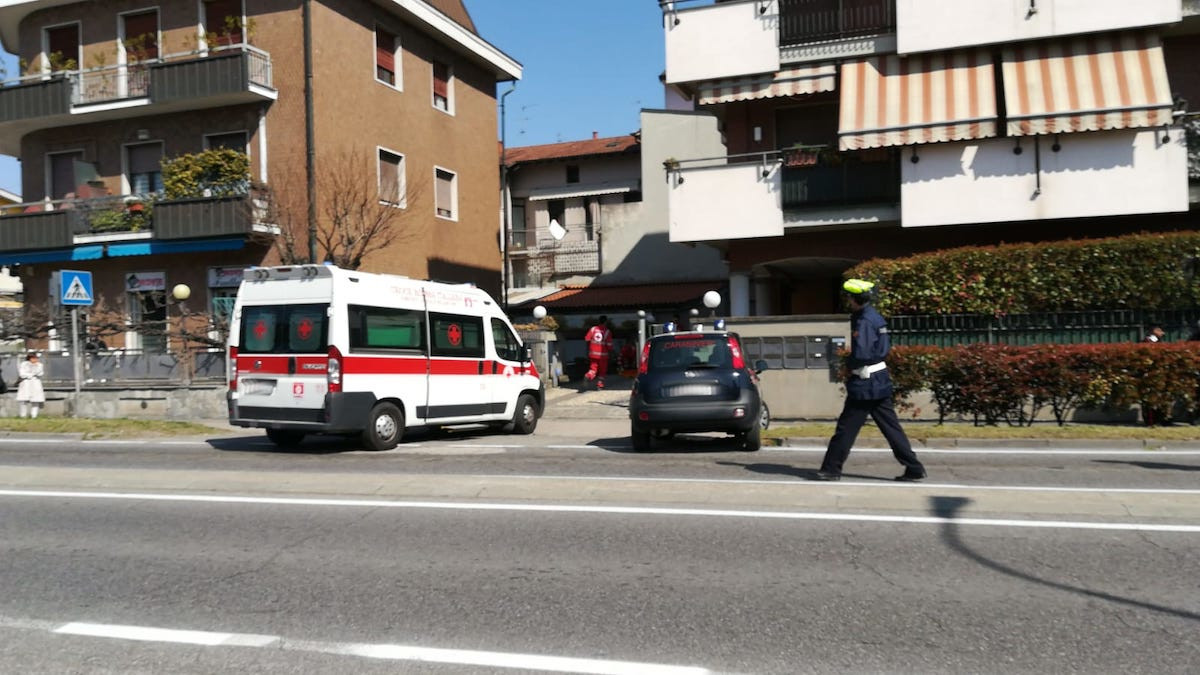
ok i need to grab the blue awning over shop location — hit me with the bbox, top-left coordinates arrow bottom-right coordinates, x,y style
0,244 -> 103,265
106,238 -> 245,257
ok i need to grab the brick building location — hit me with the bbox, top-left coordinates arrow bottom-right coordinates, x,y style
0,0 -> 519,350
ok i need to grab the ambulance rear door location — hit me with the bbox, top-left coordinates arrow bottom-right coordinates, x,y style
236,302 -> 330,422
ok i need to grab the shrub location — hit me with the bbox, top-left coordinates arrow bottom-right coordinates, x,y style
886,343 -> 1200,426
162,148 -> 250,200
847,231 -> 1200,315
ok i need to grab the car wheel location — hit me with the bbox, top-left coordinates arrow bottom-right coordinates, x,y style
361,402 -> 404,451
266,428 -> 305,449
759,401 -> 771,431
510,394 -> 539,435
631,426 -> 652,452
740,420 -> 762,452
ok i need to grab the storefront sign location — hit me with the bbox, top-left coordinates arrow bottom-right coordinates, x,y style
208,266 -> 245,288
125,271 -> 166,292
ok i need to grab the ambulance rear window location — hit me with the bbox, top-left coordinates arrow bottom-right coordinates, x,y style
240,304 -> 329,354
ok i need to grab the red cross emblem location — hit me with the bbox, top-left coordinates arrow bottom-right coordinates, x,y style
446,323 -> 462,346
253,319 -> 267,340
297,318 -> 313,341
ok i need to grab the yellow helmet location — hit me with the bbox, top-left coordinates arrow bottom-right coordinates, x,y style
842,278 -> 875,296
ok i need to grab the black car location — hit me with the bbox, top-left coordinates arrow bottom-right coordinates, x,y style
629,330 -> 769,452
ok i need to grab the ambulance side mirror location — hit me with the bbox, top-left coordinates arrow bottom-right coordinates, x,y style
522,346 -> 533,363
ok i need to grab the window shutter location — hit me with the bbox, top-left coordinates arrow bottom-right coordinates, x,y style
123,12 -> 159,60
376,29 -> 395,72
379,152 -> 400,201
204,0 -> 243,46
46,25 -> 79,68
127,143 -> 163,175
435,169 -> 453,215
50,152 -> 83,199
433,62 -> 449,98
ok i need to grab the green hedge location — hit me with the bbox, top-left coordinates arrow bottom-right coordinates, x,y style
162,148 -> 250,200
885,343 -> 1200,426
847,231 -> 1200,315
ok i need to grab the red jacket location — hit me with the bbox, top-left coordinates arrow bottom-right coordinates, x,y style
585,324 -> 612,359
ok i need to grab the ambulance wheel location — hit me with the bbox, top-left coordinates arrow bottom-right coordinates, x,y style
362,402 -> 404,451
266,428 -> 305,449
510,394 -> 539,435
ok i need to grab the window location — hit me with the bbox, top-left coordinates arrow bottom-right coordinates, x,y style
203,0 -> 243,48
375,27 -> 399,87
240,303 -> 329,354
546,199 -> 565,230
566,165 -> 580,184
429,313 -> 483,358
349,305 -> 424,351
435,168 -> 456,219
121,11 -> 158,62
491,318 -> 524,362
128,289 -> 167,352
378,149 -> 405,205
432,60 -> 452,112
48,150 -> 84,200
204,131 -> 248,152
43,23 -> 80,73
125,142 -> 164,194
510,198 -> 528,249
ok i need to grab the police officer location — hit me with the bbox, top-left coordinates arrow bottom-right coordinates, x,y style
813,279 -> 927,482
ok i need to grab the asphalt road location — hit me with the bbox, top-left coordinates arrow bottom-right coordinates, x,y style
0,420 -> 1197,674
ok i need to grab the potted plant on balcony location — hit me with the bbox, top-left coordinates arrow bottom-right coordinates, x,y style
162,148 -> 251,200
783,144 -> 820,167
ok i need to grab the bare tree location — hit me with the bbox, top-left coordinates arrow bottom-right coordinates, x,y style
261,148 -> 427,269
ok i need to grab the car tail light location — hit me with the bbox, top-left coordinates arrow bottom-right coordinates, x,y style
638,342 -> 651,374
728,336 -> 745,370
228,346 -> 238,391
328,345 -> 343,393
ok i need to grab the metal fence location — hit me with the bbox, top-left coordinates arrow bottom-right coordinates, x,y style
0,349 -> 226,388
887,310 -> 1200,347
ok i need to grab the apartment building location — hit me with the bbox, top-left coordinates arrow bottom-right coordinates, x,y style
0,0 -> 519,349
657,0 -> 1200,315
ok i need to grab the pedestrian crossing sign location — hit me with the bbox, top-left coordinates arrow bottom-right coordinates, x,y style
60,270 -> 94,306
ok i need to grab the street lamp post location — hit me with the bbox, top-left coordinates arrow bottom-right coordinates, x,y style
500,83 -> 517,308
172,284 -> 192,384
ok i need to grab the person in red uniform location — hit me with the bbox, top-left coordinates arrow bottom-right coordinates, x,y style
583,315 -> 613,389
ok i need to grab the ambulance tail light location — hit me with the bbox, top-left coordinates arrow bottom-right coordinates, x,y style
728,337 -> 745,370
228,346 -> 238,391
638,342 -> 650,374
327,346 -> 343,393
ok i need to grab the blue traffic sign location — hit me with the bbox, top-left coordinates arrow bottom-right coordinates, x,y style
60,270 -> 94,306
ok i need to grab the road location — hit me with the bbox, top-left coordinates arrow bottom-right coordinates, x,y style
0,418 -> 1197,674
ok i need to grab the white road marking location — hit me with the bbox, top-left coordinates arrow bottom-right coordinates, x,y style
0,489 -> 1196,533
0,617 -> 709,674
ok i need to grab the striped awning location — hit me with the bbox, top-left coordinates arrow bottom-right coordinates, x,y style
838,50 -> 997,150
698,63 -> 836,105
1002,33 -> 1173,137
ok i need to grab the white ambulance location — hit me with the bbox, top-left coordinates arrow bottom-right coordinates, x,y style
227,264 -> 544,450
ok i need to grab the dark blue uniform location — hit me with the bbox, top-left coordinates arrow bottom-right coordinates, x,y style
820,302 -> 925,479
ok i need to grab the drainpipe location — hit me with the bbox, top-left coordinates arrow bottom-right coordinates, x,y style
500,83 -> 517,307
303,0 -> 317,262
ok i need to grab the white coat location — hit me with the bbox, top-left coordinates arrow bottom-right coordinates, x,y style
17,359 -> 45,403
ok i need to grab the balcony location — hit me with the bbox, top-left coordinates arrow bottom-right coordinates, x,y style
662,0 -> 896,85
778,0 -> 895,47
508,225 -> 601,278
0,45 -> 275,155
779,146 -> 900,208
0,191 -> 271,254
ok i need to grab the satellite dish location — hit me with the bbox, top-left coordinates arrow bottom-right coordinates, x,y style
548,218 -> 567,241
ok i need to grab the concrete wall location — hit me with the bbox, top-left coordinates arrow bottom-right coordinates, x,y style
896,0 -> 1181,55
900,129 -> 1189,227
0,385 -> 228,420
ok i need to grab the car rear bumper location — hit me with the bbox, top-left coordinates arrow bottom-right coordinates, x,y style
228,391 -> 376,433
629,392 -> 761,434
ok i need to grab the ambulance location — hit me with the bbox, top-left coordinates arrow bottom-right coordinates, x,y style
226,264 -> 544,450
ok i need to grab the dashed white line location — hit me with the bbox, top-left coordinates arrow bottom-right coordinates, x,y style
0,617 -> 710,674
0,488 -> 1196,533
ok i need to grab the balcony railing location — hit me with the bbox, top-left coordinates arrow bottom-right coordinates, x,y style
508,223 -> 599,251
778,145 -> 900,208
779,0 -> 895,47
0,44 -> 273,124
0,190 -> 268,252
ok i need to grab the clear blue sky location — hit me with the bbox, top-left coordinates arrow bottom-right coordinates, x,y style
0,0 -> 667,196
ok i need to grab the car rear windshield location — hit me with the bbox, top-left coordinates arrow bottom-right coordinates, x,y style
240,304 -> 329,354
648,335 -> 733,371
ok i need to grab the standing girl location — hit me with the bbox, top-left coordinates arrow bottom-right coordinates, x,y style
17,353 -> 45,419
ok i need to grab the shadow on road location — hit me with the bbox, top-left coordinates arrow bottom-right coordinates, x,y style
1092,459 -> 1200,472
590,433 -> 755,454
206,425 -> 509,455
715,461 -> 891,482
931,496 -> 1200,622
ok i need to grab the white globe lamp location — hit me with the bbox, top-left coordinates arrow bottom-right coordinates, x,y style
532,305 -> 547,320
172,284 -> 191,301
703,291 -> 721,310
